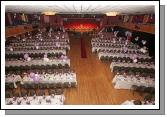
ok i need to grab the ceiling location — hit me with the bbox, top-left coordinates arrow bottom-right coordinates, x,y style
5,5 -> 154,15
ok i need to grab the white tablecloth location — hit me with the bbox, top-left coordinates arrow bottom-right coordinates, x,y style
112,75 -> 155,89
5,74 -> 22,83
121,100 -> 154,105
5,59 -> 70,67
22,73 -> 77,84
6,49 -> 66,55
6,95 -> 65,105
92,47 -> 138,53
11,42 -> 68,46
92,42 -> 136,48
99,52 -> 150,60
6,72 -> 77,85
6,45 -> 70,51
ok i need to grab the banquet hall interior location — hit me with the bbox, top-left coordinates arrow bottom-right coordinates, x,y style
4,4 -> 155,105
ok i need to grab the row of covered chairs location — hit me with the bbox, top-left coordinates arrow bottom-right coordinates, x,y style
93,48 -> 138,54
131,85 -> 155,96
91,40 -> 126,44
20,82 -> 76,90
10,46 -> 69,51
6,52 -> 64,59
113,66 -> 155,77
92,43 -> 137,49
11,42 -> 69,46
5,64 -> 70,74
6,88 -> 64,98
9,38 -> 69,43
12,38 -> 69,42
100,56 -> 154,64
99,49 -> 147,55
5,68 -> 73,75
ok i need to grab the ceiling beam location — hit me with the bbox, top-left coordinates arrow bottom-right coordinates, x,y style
73,5 -> 78,13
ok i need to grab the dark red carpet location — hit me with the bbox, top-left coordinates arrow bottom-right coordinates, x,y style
80,36 -> 87,58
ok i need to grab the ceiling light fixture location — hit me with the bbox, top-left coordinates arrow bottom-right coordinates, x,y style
42,11 -> 56,15
106,12 -> 119,16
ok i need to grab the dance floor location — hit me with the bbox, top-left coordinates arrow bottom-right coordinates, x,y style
64,33 -> 143,105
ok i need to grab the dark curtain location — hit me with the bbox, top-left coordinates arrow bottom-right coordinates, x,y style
114,26 -> 155,57
5,13 -> 10,26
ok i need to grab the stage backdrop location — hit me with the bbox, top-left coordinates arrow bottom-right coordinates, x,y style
63,18 -> 100,32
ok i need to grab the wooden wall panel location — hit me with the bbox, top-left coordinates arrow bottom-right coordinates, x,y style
100,16 -> 122,28
5,24 -> 33,38
40,15 -> 63,26
118,23 -> 155,34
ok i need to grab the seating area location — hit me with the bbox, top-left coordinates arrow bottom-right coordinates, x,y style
112,75 -> 154,90
4,4 -> 157,107
6,50 -> 66,57
6,31 -> 70,49
5,59 -> 70,68
110,62 -> 155,76
6,69 -> 77,88
99,52 -> 152,63
5,89 -> 65,105
5,27 -> 77,105
91,31 -> 155,102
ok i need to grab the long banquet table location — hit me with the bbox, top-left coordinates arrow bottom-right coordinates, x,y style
92,47 -> 140,53
6,95 -> 65,105
5,59 -> 70,67
5,72 -> 77,84
112,75 -> 155,89
10,41 -> 69,46
5,49 -> 66,55
121,100 -> 154,105
98,52 -> 150,60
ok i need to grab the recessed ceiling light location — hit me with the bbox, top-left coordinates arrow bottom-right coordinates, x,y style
106,12 -> 119,16
42,11 -> 56,15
